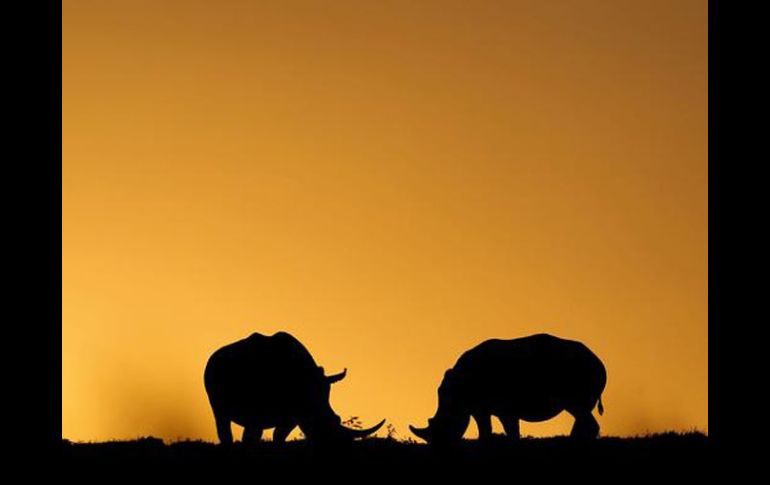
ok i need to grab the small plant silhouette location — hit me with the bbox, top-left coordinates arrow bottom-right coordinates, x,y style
342,416 -> 363,430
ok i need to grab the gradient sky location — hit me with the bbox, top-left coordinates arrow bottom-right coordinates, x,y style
63,0 -> 707,441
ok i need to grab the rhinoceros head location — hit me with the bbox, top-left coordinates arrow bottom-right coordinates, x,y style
409,368 -> 470,444
299,366 -> 385,442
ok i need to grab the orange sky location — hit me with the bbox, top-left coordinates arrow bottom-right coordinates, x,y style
62,0 -> 707,441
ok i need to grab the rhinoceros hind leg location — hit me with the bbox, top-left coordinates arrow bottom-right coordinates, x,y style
569,412 -> 599,439
242,426 -> 263,444
273,424 -> 296,443
500,416 -> 520,440
215,414 -> 233,445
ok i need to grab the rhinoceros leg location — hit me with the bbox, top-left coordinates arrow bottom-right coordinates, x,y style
242,426 -> 264,444
273,424 -> 296,443
500,416 -> 520,440
569,411 -> 599,439
473,413 -> 493,441
215,414 -> 233,445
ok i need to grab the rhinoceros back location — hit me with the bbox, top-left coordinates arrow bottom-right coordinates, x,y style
204,332 -> 320,424
448,333 -> 606,420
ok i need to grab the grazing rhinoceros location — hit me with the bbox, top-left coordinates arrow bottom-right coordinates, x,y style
204,331 -> 385,445
410,333 -> 607,443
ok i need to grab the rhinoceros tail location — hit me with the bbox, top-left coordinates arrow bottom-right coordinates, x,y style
597,396 -> 604,415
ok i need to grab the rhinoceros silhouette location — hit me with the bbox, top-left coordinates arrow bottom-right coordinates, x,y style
410,333 -> 607,443
204,331 -> 384,444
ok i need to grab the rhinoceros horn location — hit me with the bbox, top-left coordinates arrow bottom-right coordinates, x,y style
409,424 -> 431,441
341,419 -> 386,439
326,368 -> 347,384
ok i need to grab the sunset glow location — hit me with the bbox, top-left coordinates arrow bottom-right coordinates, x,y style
63,0 -> 707,441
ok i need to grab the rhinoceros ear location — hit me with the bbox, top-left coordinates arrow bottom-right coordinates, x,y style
443,368 -> 457,382
326,368 -> 347,384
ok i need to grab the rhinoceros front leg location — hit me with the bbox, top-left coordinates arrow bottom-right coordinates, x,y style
215,417 -> 233,445
273,424 -> 296,443
500,416 -> 520,440
242,426 -> 264,444
473,413 -> 493,441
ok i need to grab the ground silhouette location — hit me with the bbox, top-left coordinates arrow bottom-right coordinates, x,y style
61,433 -> 709,481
